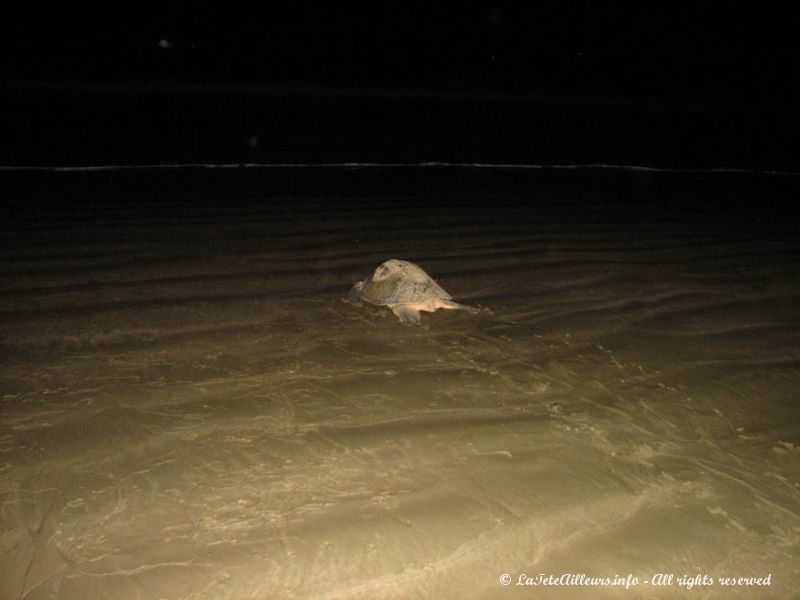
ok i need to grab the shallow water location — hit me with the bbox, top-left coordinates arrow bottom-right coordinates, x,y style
1,167 -> 799,599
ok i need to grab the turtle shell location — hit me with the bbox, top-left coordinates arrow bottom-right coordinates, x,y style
357,259 -> 451,306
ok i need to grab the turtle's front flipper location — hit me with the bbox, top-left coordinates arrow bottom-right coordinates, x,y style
439,300 -> 479,314
391,305 -> 421,325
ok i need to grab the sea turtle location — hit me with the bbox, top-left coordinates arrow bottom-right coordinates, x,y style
349,259 -> 478,325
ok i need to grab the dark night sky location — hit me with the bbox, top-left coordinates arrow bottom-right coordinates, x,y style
2,4 -> 799,167
4,5 -> 795,101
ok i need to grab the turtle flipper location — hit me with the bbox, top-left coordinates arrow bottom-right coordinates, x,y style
391,305 -> 421,325
439,300 -> 479,314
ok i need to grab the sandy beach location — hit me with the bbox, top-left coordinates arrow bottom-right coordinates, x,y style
1,166 -> 798,598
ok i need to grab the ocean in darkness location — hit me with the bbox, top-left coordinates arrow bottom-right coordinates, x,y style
1,165 -> 799,599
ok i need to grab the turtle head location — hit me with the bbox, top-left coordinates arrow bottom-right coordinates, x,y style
348,280 -> 366,303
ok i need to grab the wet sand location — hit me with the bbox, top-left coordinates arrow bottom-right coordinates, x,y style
2,167 -> 799,598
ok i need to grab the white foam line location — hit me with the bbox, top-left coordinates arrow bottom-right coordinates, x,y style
0,162 -> 798,176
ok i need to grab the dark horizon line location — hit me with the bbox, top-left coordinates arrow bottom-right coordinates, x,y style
2,161 -> 799,177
